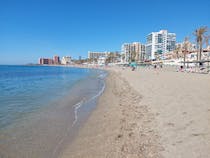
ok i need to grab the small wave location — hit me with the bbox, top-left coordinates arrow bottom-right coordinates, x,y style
89,80 -> 105,101
72,100 -> 85,126
51,99 -> 85,157
52,74 -> 106,157
72,78 -> 106,127
98,72 -> 107,79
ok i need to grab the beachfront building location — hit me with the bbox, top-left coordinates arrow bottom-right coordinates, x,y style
39,55 -> 61,65
186,51 -> 210,61
54,55 -> 60,64
121,42 -> 145,63
88,51 -> 121,64
97,57 -> 106,66
176,42 -> 196,52
39,58 -> 54,65
88,51 -> 107,64
61,56 -> 72,65
106,51 -> 121,63
207,45 -> 210,51
88,51 -> 107,60
145,30 -> 176,60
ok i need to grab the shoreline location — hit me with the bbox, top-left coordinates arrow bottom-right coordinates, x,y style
60,66 -> 210,158
60,69 -> 162,158
0,66 -> 107,158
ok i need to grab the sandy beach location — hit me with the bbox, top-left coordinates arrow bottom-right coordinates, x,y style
60,67 -> 210,158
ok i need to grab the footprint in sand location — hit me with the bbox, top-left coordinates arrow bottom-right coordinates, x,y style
182,111 -> 187,115
166,122 -> 175,127
156,112 -> 160,116
121,118 -> 126,122
130,123 -> 137,128
116,134 -> 123,140
121,144 -> 129,153
128,132 -> 134,137
191,133 -> 205,137
176,140 -> 183,144
186,120 -> 194,126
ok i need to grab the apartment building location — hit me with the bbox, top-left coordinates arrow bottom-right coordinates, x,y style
39,58 -> 54,65
146,30 -> 176,59
88,51 -> 107,60
54,55 -> 60,64
61,56 -> 72,65
121,42 -> 145,63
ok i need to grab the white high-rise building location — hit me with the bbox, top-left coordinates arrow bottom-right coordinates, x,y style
121,42 -> 145,63
145,30 -> 176,59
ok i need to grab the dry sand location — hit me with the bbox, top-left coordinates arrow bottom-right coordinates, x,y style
60,67 -> 210,158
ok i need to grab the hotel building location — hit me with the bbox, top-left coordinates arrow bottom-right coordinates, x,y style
145,30 -> 176,60
39,55 -> 61,65
54,55 -> 60,64
121,42 -> 145,63
88,51 -> 107,60
39,58 -> 54,65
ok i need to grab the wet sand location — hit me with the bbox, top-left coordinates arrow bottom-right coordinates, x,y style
60,67 -> 210,158
60,69 -> 162,158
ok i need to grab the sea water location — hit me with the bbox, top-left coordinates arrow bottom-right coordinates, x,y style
0,65 -> 106,158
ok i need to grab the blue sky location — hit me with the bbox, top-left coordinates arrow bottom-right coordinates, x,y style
0,0 -> 210,64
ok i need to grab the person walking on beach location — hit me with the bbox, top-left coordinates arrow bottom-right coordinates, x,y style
154,64 -> 159,75
131,66 -> 135,71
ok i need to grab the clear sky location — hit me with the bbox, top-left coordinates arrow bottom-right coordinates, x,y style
0,0 -> 210,64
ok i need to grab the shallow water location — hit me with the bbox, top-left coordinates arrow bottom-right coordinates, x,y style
0,65 -> 106,158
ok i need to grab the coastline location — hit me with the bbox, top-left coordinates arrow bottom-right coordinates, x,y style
60,69 -> 162,158
0,66 -> 107,158
60,66 -> 210,158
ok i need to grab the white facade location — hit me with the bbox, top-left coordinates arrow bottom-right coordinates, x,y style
97,57 -> 106,65
61,56 -> 71,65
187,52 -> 210,61
176,42 -> 196,52
88,51 -> 107,59
146,30 -> 176,60
121,42 -> 145,62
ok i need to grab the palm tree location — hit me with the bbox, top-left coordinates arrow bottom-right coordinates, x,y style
121,53 -> 125,63
194,26 -> 208,61
140,52 -> 145,62
173,45 -> 182,59
130,51 -> 136,62
106,52 -> 115,64
204,35 -> 210,49
182,37 -> 189,68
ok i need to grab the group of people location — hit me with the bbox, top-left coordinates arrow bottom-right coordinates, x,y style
153,64 -> 162,69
